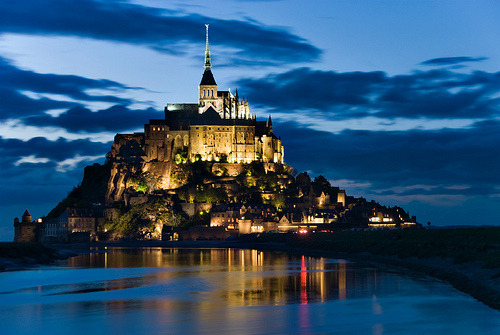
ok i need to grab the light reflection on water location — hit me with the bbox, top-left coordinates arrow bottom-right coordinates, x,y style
0,247 -> 499,335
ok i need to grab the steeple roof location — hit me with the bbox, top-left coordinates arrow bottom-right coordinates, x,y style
200,24 -> 217,86
23,209 -> 31,217
200,69 -> 217,86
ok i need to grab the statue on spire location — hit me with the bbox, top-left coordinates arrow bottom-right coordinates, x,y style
204,24 -> 211,71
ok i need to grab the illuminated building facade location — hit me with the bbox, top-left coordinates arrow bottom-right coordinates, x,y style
106,25 -> 284,202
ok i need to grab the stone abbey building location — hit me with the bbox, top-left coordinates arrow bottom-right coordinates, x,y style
106,25 -> 284,202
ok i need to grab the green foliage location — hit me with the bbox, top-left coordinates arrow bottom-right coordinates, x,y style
129,171 -> 160,193
312,175 -> 337,195
257,171 -> 278,191
179,185 -> 227,203
174,147 -> 188,165
213,164 -> 229,177
271,193 -> 286,211
105,201 -> 181,238
180,211 -> 211,229
243,161 -> 265,177
218,153 -> 228,163
47,163 -> 110,218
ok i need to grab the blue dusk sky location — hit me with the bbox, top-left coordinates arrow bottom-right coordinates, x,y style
1,0 -> 499,240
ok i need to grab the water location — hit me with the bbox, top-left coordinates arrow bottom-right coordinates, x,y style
0,247 -> 499,334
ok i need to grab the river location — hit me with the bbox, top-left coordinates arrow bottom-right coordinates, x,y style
0,247 -> 499,334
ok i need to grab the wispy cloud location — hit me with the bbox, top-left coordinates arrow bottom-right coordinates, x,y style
14,155 -> 50,166
420,56 -> 488,66
55,154 -> 104,172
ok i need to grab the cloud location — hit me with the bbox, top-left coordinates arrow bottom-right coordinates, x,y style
237,66 -> 500,120
0,56 -> 136,120
0,0 -> 320,66
25,105 -> 163,133
55,154 -> 104,172
276,119 -> 500,205
420,57 -> 488,66
0,136 -> 110,225
14,155 -> 50,166
0,137 -> 110,164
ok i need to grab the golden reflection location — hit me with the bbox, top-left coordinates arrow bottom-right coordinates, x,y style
338,259 -> 346,301
65,248 -> 387,308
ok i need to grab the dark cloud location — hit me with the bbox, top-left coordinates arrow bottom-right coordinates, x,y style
237,67 -> 500,119
276,119 -> 500,198
0,136 -> 110,163
25,105 -> 163,133
420,57 -> 488,66
0,136 -> 110,227
0,56 -> 134,120
0,0 -> 320,66
0,137 -> 110,234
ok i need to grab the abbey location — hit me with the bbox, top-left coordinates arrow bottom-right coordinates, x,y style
106,25 -> 284,202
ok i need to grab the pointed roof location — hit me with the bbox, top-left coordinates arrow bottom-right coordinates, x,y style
201,106 -> 220,120
23,209 -> 31,217
200,69 -> 217,86
200,24 -> 217,86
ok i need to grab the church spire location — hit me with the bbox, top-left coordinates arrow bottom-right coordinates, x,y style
204,24 -> 211,71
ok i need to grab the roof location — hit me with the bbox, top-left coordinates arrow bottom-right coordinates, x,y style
200,69 -> 217,86
23,209 -> 31,217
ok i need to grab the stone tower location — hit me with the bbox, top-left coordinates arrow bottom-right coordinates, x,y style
14,209 -> 37,242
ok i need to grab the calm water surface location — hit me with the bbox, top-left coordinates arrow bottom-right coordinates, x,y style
0,247 -> 499,334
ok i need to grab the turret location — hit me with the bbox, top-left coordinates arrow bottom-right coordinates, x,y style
22,209 -> 32,223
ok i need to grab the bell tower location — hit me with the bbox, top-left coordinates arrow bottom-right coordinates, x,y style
199,24 -> 218,112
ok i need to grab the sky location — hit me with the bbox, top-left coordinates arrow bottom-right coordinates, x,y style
1,0 -> 499,240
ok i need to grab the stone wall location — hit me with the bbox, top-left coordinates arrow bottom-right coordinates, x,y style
212,163 -> 245,176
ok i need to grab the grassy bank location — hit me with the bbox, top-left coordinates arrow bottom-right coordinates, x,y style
237,227 -> 500,310
0,242 -> 64,270
238,227 -> 500,267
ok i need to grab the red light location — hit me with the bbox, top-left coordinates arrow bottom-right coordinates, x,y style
298,228 -> 308,234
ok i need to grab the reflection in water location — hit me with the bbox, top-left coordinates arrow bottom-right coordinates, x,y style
66,248 -> 350,306
1,247 -> 499,335
338,259 -> 346,301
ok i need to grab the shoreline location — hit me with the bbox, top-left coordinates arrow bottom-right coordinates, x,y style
1,239 -> 499,312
